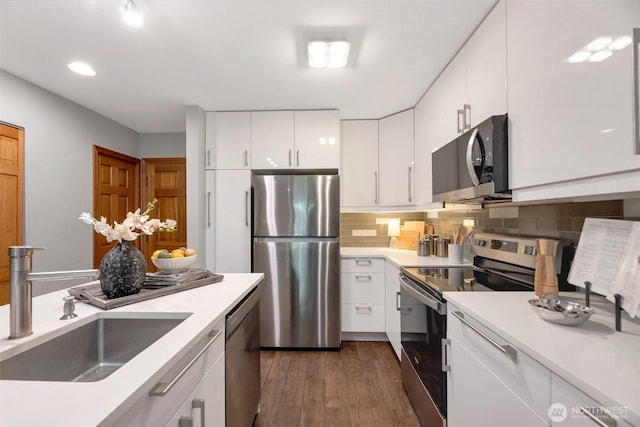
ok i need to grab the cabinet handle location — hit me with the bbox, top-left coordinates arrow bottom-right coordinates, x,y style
579,407 -> 617,427
179,416 -> 193,427
207,191 -> 212,228
464,104 -> 471,130
206,150 -> 211,167
355,305 -> 373,311
396,290 -> 412,312
296,149 -> 300,167
288,149 -> 292,167
149,329 -> 223,396
355,274 -> 372,281
634,28 -> 639,155
407,166 -> 412,203
457,109 -> 464,133
192,399 -> 205,427
441,338 -> 451,372
245,190 -> 249,227
243,149 -> 249,167
354,258 -> 372,266
374,171 -> 378,205
451,311 -> 516,358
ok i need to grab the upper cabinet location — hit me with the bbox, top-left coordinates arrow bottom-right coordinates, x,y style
294,110 -> 341,169
205,111 -> 251,170
424,1 -> 507,154
507,0 -> 640,201
251,111 -> 295,169
379,109 -> 415,207
251,110 -> 340,170
341,120 -> 379,208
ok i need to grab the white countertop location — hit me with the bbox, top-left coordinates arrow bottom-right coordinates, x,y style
0,273 -> 263,427
340,246 -> 473,268
444,291 -> 640,426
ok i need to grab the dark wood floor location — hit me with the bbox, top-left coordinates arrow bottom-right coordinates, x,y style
254,341 -> 421,427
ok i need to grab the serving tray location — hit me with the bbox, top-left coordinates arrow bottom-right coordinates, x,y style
68,270 -> 224,310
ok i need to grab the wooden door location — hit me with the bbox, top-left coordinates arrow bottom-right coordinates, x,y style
0,123 -> 24,305
142,158 -> 187,271
93,146 -> 140,268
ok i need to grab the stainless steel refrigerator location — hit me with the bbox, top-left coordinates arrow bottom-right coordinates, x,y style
252,172 -> 340,349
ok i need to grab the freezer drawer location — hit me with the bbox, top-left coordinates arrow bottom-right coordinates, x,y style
253,238 -> 340,348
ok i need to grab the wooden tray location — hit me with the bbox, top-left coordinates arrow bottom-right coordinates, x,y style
68,271 -> 224,310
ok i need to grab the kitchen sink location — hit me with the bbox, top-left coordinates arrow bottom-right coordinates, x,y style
0,314 -> 189,382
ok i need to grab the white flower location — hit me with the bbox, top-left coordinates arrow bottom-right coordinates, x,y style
79,199 -> 176,243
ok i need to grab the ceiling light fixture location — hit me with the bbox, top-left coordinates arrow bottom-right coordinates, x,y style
609,36 -> 632,50
589,50 -> 613,62
122,0 -> 143,27
307,41 -> 351,69
68,62 -> 96,76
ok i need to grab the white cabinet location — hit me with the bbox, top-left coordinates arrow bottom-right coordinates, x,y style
165,350 -> 225,427
340,120 -> 379,208
113,322 -> 226,427
212,169 -> 252,273
205,171 -> 215,271
378,109 -> 415,207
251,110 -> 340,170
446,304 -> 550,427
205,112 -> 251,170
419,0 -> 506,157
294,110 -> 340,169
507,0 -> 640,200
251,110 -> 295,169
384,260 -> 401,359
340,257 -> 386,333
550,374 -> 632,427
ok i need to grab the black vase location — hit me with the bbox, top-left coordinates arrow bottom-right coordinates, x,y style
99,240 -> 147,299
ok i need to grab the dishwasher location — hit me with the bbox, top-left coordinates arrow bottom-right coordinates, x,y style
226,286 -> 261,427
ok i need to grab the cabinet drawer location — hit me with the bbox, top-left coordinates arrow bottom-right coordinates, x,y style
341,257 -> 386,273
551,373 -> 632,427
341,272 -> 385,304
113,320 -> 225,427
447,306 -> 550,420
341,303 -> 385,332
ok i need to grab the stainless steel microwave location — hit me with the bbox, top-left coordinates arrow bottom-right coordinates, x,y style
432,114 -> 510,203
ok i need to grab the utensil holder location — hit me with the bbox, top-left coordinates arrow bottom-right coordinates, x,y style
448,244 -> 463,264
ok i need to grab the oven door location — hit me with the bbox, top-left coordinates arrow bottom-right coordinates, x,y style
399,273 -> 447,426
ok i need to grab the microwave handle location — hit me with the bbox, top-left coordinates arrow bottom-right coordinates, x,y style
465,128 -> 481,186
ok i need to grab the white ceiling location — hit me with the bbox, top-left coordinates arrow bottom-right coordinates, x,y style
0,0 -> 497,133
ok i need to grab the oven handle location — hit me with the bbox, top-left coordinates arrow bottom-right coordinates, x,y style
451,311 -> 516,358
399,274 -> 446,315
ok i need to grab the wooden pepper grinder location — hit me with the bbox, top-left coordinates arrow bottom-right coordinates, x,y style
534,239 -> 559,298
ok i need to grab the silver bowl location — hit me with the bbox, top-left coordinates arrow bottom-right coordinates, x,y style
528,293 -> 595,326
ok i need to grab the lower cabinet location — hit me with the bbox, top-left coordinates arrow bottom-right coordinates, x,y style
165,351 -> 225,427
340,257 -> 386,333
446,304 -> 550,426
385,260 -> 401,360
551,374 -> 632,427
113,320 -> 225,427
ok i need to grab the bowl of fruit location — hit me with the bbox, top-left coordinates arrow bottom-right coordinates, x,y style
151,247 -> 198,272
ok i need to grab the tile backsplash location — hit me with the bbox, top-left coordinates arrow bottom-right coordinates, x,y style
340,200 -> 634,247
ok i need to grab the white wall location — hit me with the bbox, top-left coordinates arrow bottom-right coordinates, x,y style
0,70 -> 140,275
140,132 -> 186,158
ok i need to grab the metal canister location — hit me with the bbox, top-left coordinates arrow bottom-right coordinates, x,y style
435,237 -> 451,257
417,234 -> 438,257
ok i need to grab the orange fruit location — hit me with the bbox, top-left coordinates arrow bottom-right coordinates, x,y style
184,248 -> 197,257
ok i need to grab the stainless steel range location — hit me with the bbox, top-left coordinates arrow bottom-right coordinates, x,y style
399,232 -> 575,427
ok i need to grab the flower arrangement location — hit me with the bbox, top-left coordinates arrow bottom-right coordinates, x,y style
79,199 -> 177,243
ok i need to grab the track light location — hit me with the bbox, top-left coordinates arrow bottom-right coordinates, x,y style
122,0 -> 143,27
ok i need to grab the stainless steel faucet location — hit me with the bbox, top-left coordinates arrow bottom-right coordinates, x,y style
8,246 -> 99,339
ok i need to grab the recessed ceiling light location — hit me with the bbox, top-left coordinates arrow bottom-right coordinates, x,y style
589,50 -> 612,62
122,0 -> 143,27
308,41 -> 351,69
68,62 -> 96,76
609,36 -> 632,50
586,37 -> 613,51
567,51 -> 591,63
